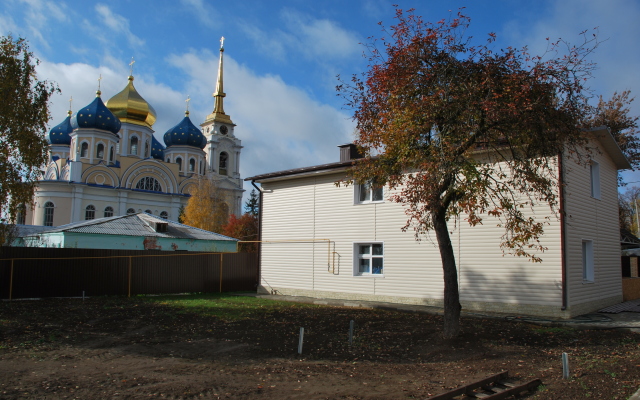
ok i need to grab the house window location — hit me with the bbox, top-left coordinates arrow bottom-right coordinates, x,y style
189,158 -> 195,172
96,143 -> 104,159
135,177 -> 162,192
176,157 -> 182,171
219,152 -> 228,175
16,204 -> 26,225
130,136 -> 138,155
80,142 -> 88,158
85,205 -> 96,220
160,211 -> 168,219
104,206 -> 114,217
590,161 -> 600,199
43,201 -> 54,226
356,182 -> 384,204
582,240 -> 594,282
126,208 -> 136,214
354,243 -> 384,276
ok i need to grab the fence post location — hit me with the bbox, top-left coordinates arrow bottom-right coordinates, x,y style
219,253 -> 223,293
9,259 -> 14,301
128,256 -> 132,297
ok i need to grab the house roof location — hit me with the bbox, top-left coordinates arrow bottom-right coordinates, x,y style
26,213 -> 237,241
246,127 -> 631,183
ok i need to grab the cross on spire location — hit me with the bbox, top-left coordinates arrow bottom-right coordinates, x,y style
185,95 -> 191,116
96,74 -> 102,96
220,36 -> 225,49
129,57 -> 135,76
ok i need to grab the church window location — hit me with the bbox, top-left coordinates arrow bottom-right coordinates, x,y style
189,158 -> 195,172
80,142 -> 88,158
145,209 -> 152,214
176,157 -> 182,171
199,161 -> 203,174
145,140 -> 150,157
104,206 -> 114,218
166,157 -> 170,163
130,136 -> 138,156
126,208 -> 136,214
160,211 -> 168,219
44,202 -> 54,226
135,176 -> 162,192
109,146 -> 114,162
219,152 -> 228,175
96,143 -> 104,159
16,204 -> 26,225
85,205 -> 96,220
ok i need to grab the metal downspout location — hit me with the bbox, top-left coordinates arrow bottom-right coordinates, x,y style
251,180 -> 263,291
559,151 -> 568,311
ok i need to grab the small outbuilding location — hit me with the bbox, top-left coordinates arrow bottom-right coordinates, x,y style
21,212 -> 237,252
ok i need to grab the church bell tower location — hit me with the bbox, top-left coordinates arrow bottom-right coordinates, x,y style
201,37 -> 244,215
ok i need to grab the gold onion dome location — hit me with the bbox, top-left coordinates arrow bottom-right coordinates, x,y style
106,75 -> 157,128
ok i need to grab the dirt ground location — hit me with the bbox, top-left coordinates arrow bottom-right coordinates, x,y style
0,296 -> 638,399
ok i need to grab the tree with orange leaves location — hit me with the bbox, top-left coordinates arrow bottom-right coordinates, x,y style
221,213 -> 258,252
338,9 -> 600,338
182,176 -> 229,233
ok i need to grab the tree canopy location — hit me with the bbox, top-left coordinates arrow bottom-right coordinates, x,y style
222,213 -> 259,252
181,177 -> 229,233
338,9 -> 599,338
244,189 -> 259,216
0,36 -> 57,244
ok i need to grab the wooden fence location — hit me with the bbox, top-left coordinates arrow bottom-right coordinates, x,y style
0,247 -> 258,300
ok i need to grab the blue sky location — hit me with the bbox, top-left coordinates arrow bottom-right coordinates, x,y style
2,0 -> 640,194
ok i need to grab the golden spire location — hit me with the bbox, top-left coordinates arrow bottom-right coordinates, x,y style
204,36 -> 233,125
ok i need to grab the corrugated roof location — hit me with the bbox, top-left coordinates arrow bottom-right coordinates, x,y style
28,213 -> 237,241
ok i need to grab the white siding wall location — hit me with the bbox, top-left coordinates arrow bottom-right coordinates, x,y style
563,138 -> 623,313
260,167 -> 566,315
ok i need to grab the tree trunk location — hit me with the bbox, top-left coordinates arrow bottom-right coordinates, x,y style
432,209 -> 461,339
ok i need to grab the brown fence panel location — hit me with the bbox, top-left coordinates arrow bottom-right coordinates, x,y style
0,247 -> 258,299
222,252 -> 259,292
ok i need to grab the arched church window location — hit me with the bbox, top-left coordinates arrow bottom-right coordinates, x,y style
126,208 -> 136,214
130,136 -> 138,156
80,142 -> 88,158
16,204 -> 26,225
145,140 -> 150,158
160,211 -> 168,220
189,158 -> 195,172
104,206 -> 114,218
219,152 -> 228,175
44,202 -> 54,226
145,209 -> 152,214
135,176 -> 162,192
199,160 -> 203,175
96,143 -> 104,159
176,157 -> 182,171
85,205 -> 95,220
109,146 -> 114,162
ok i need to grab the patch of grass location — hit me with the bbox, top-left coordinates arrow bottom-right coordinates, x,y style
139,293 -> 319,321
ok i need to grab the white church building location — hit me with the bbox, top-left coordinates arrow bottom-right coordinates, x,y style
18,42 -> 243,227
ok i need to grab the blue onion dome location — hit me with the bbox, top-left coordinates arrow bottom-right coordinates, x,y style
48,111 -> 73,145
70,92 -> 121,135
151,135 -> 165,160
163,111 -> 206,149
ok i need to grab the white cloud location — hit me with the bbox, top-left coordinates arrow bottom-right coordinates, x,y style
95,4 -> 145,48
0,0 -> 68,49
240,10 -> 361,63
166,50 -> 355,178
180,0 -> 216,28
